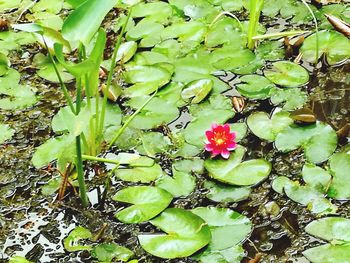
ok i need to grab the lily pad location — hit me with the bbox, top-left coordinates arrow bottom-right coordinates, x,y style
328,152 -> 350,200
0,124 -> 15,144
305,217 -> 350,242
181,79 -> 213,104
63,226 -> 92,252
204,146 -> 271,186
269,87 -> 308,110
115,163 -> 163,183
91,243 -> 134,262
156,167 -> 196,198
184,94 -> 234,147
138,208 -> 211,258
301,30 -> 350,65
113,186 -> 172,224
204,181 -> 251,203
191,207 -> 251,250
236,75 -> 276,99
264,61 -> 309,88
275,122 -> 338,163
126,96 -> 180,130
303,244 -> 350,263
247,111 -> 293,141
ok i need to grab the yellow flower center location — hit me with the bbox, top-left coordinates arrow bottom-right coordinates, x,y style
216,138 -> 224,145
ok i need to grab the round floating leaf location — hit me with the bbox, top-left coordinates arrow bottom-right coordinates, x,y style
275,122 -> 338,163
303,244 -> 350,263
236,75 -> 275,99
264,61 -> 309,88
229,123 -> 248,142
63,226 -> 92,252
328,152 -> 350,200
305,217 -> 350,242
192,207 -> 251,250
204,146 -> 271,186
9,256 -> 34,263
204,181 -> 251,203
0,123 -> 14,144
269,87 -> 308,110
181,79 -> 213,104
301,30 -> 350,65
116,41 -> 137,63
91,243 -> 134,262
113,186 -> 173,224
302,163 -> 331,189
184,94 -> 234,147
247,111 -> 293,141
115,163 -> 163,183
138,208 -> 211,259
127,96 -> 180,130
156,168 -> 196,198
123,65 -> 172,85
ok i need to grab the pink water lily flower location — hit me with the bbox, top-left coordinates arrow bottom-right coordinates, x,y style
205,123 -> 237,159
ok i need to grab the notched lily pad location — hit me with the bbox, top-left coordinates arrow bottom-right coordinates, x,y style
264,61 -> 309,88
138,208 -> 211,259
181,79 -> 213,104
204,146 -> 271,186
113,186 -> 172,224
63,226 -> 92,252
275,122 -> 338,163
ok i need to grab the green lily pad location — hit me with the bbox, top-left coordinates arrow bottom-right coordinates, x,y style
328,152 -> 350,200
229,123 -> 248,142
161,21 -> 207,43
183,94 -> 234,147
269,87 -> 308,110
301,30 -> 350,65
192,207 -> 251,250
204,146 -> 271,186
193,245 -> 245,263
302,163 -> 331,190
126,18 -> 163,47
113,186 -> 172,224
205,17 -> 243,48
247,111 -> 293,141
181,79 -> 213,104
115,163 -> 163,183
131,1 -> 172,23
303,244 -> 350,263
264,61 -> 309,88
236,75 -> 275,99
275,122 -> 338,163
123,65 -> 172,86
0,123 -> 15,144
126,96 -> 180,130
91,243 -> 134,262
272,176 -> 337,215
138,208 -> 211,259
156,166 -> 196,198
63,226 -> 92,252
32,134 -> 75,169
305,217 -> 350,242
204,181 -> 251,203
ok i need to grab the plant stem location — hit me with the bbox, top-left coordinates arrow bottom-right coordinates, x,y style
97,9 -> 132,141
252,30 -> 308,40
300,0 -> 319,64
75,136 -> 89,207
108,90 -> 157,149
81,155 -> 120,165
42,36 -> 76,114
247,0 -> 264,49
